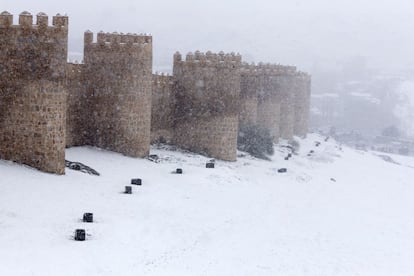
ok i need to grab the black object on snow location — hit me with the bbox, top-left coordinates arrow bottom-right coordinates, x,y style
206,162 -> 215,168
288,153 -> 292,158
148,154 -> 160,163
65,160 -> 100,176
278,168 -> 287,173
125,186 -> 132,194
83,213 -> 93,223
281,145 -> 294,152
131,178 -> 142,185
74,229 -> 86,241
176,168 -> 183,174
284,157 -> 289,160
309,150 -> 314,154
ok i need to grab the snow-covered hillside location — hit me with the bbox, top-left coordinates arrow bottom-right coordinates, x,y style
1,134 -> 414,275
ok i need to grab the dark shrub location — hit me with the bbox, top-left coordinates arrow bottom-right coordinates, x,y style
238,124 -> 274,160
288,139 -> 300,153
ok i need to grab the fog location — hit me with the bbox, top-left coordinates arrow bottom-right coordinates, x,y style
4,0 -> 414,72
4,0 -> 414,145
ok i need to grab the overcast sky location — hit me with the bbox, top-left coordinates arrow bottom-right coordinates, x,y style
3,0 -> 414,73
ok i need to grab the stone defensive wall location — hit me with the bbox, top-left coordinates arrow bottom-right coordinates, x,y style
171,51 -> 242,161
65,62 -> 87,147
82,31 -> 152,157
239,63 -> 300,142
151,73 -> 175,143
293,72 -> 311,137
239,66 -> 259,126
0,11 -> 311,174
0,11 -> 68,174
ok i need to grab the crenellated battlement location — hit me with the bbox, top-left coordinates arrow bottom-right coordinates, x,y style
84,31 -> 151,49
295,71 -> 311,80
0,10 -> 68,83
0,11 -> 68,174
174,50 -> 242,67
240,62 -> 309,81
66,62 -> 84,80
0,11 -> 68,29
172,50 -> 241,161
82,27 -> 153,158
0,11 -> 12,26
153,73 -> 173,86
1,10 -> 311,174
241,62 -> 297,75
153,72 -> 171,77
239,61 -> 307,142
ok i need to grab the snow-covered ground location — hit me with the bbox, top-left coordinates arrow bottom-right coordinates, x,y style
1,133 -> 414,275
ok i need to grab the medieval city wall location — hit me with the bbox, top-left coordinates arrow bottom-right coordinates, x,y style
239,64 -> 298,142
293,73 -> 311,137
0,10 -> 312,174
172,51 -> 241,161
151,73 -> 175,143
239,68 -> 259,126
83,31 -> 153,157
257,95 -> 281,142
0,11 -> 67,174
278,74 -> 297,140
66,63 -> 88,147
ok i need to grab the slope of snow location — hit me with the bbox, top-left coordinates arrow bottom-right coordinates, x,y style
1,134 -> 414,275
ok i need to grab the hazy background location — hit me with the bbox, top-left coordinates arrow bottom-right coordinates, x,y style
4,0 -> 414,71
3,0 -> 414,143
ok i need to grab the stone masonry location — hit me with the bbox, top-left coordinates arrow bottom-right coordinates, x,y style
238,63 -> 307,142
151,73 -> 175,143
0,11 -> 67,174
172,51 -> 241,161
293,72 -> 311,137
66,62 -> 87,147
66,31 -> 153,158
82,31 -> 152,157
0,11 -> 311,174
